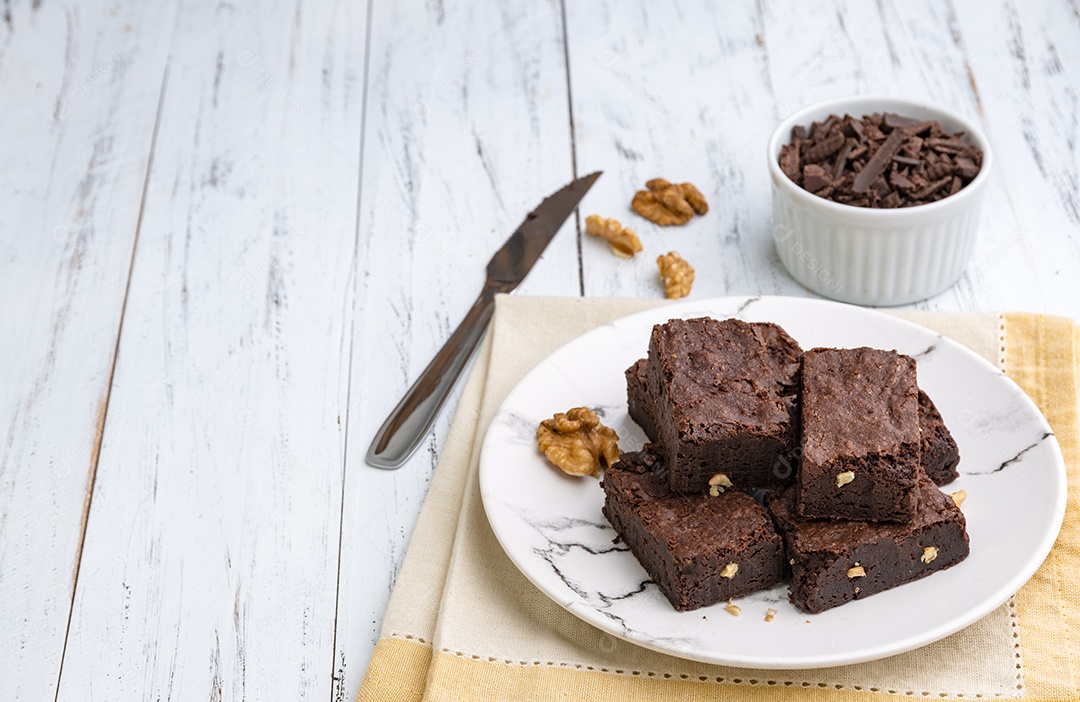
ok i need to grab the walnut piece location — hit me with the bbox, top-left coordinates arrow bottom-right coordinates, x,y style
720,563 -> 738,579
657,251 -> 695,299
921,546 -> 938,564
709,472 -> 733,488
725,599 -> 741,617
835,470 -> 855,487
765,608 -> 777,622
847,565 -> 866,578
584,214 -> 643,258
949,489 -> 967,508
536,407 -> 620,478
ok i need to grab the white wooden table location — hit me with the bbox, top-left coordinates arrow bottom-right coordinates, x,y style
1,1 -> 1077,699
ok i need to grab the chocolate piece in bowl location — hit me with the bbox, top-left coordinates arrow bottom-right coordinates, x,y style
602,450 -> 786,612
797,347 -> 922,522
767,477 -> 969,613
645,318 -> 802,492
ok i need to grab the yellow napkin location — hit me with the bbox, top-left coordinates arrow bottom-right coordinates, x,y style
358,297 -> 1079,702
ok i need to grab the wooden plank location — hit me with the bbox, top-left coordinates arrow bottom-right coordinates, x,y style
0,1 -> 172,698
52,0 -> 367,698
945,0 -> 1080,318
334,1 -> 578,697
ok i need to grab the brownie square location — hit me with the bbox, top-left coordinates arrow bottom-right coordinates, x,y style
627,321 -> 801,474
919,389 -> 961,486
767,477 -> 969,613
797,347 -> 921,522
645,318 -> 802,493
602,450 -> 786,612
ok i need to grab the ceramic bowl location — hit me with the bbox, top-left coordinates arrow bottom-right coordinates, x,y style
767,96 -> 992,306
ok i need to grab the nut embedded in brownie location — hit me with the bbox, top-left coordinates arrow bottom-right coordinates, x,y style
767,477 -> 969,613
797,347 -> 922,523
602,449 -> 786,612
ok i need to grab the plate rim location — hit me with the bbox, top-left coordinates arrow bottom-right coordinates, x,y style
478,295 -> 1068,669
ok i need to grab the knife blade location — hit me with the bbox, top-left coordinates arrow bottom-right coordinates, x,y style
366,171 -> 602,469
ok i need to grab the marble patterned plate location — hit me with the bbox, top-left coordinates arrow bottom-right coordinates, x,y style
478,296 -> 1067,669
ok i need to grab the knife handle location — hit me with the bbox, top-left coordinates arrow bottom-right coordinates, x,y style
366,288 -> 498,469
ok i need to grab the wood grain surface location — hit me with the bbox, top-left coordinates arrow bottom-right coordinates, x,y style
0,0 -> 1077,699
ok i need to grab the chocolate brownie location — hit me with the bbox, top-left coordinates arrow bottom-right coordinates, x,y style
602,450 -> 786,612
919,389 -> 960,486
797,347 -> 921,522
767,477 -> 969,613
625,358 -> 658,442
645,318 -> 803,492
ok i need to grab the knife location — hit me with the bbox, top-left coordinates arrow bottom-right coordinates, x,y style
366,171 -> 602,469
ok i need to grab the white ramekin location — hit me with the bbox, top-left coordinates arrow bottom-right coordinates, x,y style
767,96 -> 992,306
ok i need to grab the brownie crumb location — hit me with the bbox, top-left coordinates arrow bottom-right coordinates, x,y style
778,112 -> 983,208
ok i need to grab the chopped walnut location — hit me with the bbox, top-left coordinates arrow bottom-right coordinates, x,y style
835,471 -> 855,487
720,563 -> 738,579
921,546 -> 938,564
765,608 -> 777,622
949,489 -> 967,508
657,251 -> 695,299
725,599 -> 741,617
709,473 -> 733,489
632,189 -> 692,226
847,565 -> 866,578
536,407 -> 620,478
708,485 -> 721,497
584,214 -> 643,259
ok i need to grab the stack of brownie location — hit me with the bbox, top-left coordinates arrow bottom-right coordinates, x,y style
603,317 -> 969,614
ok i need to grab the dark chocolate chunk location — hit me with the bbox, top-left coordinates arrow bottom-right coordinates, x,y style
882,112 -> 920,129
803,164 -> 833,193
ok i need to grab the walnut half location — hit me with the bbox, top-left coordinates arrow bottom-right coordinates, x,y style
633,179 -> 709,225
657,251 -> 695,299
536,407 -> 620,478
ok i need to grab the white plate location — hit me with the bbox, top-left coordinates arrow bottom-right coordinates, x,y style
479,296 -> 1067,669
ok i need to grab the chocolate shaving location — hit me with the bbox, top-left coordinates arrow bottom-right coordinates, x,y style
853,130 -> 906,193
832,139 -> 855,180
883,112 -> 920,129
